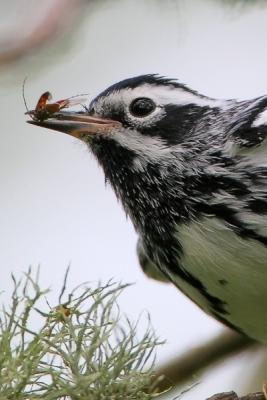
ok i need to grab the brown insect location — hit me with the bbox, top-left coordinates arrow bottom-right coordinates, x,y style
48,304 -> 73,324
23,80 -> 88,122
55,304 -> 72,318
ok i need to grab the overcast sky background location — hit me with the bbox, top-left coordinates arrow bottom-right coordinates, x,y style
1,0 -> 267,398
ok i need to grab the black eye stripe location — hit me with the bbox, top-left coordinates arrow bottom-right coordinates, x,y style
129,97 -> 156,117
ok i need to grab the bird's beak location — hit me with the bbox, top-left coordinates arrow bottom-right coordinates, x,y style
27,112 -> 122,139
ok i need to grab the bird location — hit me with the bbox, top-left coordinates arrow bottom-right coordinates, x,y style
27,74 -> 267,344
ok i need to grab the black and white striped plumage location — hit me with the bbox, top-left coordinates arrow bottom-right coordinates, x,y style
28,75 -> 267,343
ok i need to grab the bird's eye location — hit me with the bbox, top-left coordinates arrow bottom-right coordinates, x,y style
129,97 -> 156,117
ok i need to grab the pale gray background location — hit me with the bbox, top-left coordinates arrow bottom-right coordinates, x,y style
1,0 -> 267,398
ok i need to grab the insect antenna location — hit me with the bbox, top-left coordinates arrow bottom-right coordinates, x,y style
22,77 -> 34,120
68,92 -> 89,100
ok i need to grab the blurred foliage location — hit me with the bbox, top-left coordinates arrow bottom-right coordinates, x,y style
222,0 -> 267,7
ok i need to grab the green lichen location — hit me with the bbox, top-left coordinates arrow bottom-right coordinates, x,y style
0,268 -> 166,399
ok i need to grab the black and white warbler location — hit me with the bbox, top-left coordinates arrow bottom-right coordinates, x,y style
28,75 -> 267,343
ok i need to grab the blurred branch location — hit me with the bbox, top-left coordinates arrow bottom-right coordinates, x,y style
155,330 -> 259,392
207,391 -> 265,399
0,0 -> 88,67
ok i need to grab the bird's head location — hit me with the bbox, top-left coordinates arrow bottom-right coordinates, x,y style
28,74 -> 223,226
28,75 -> 218,170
